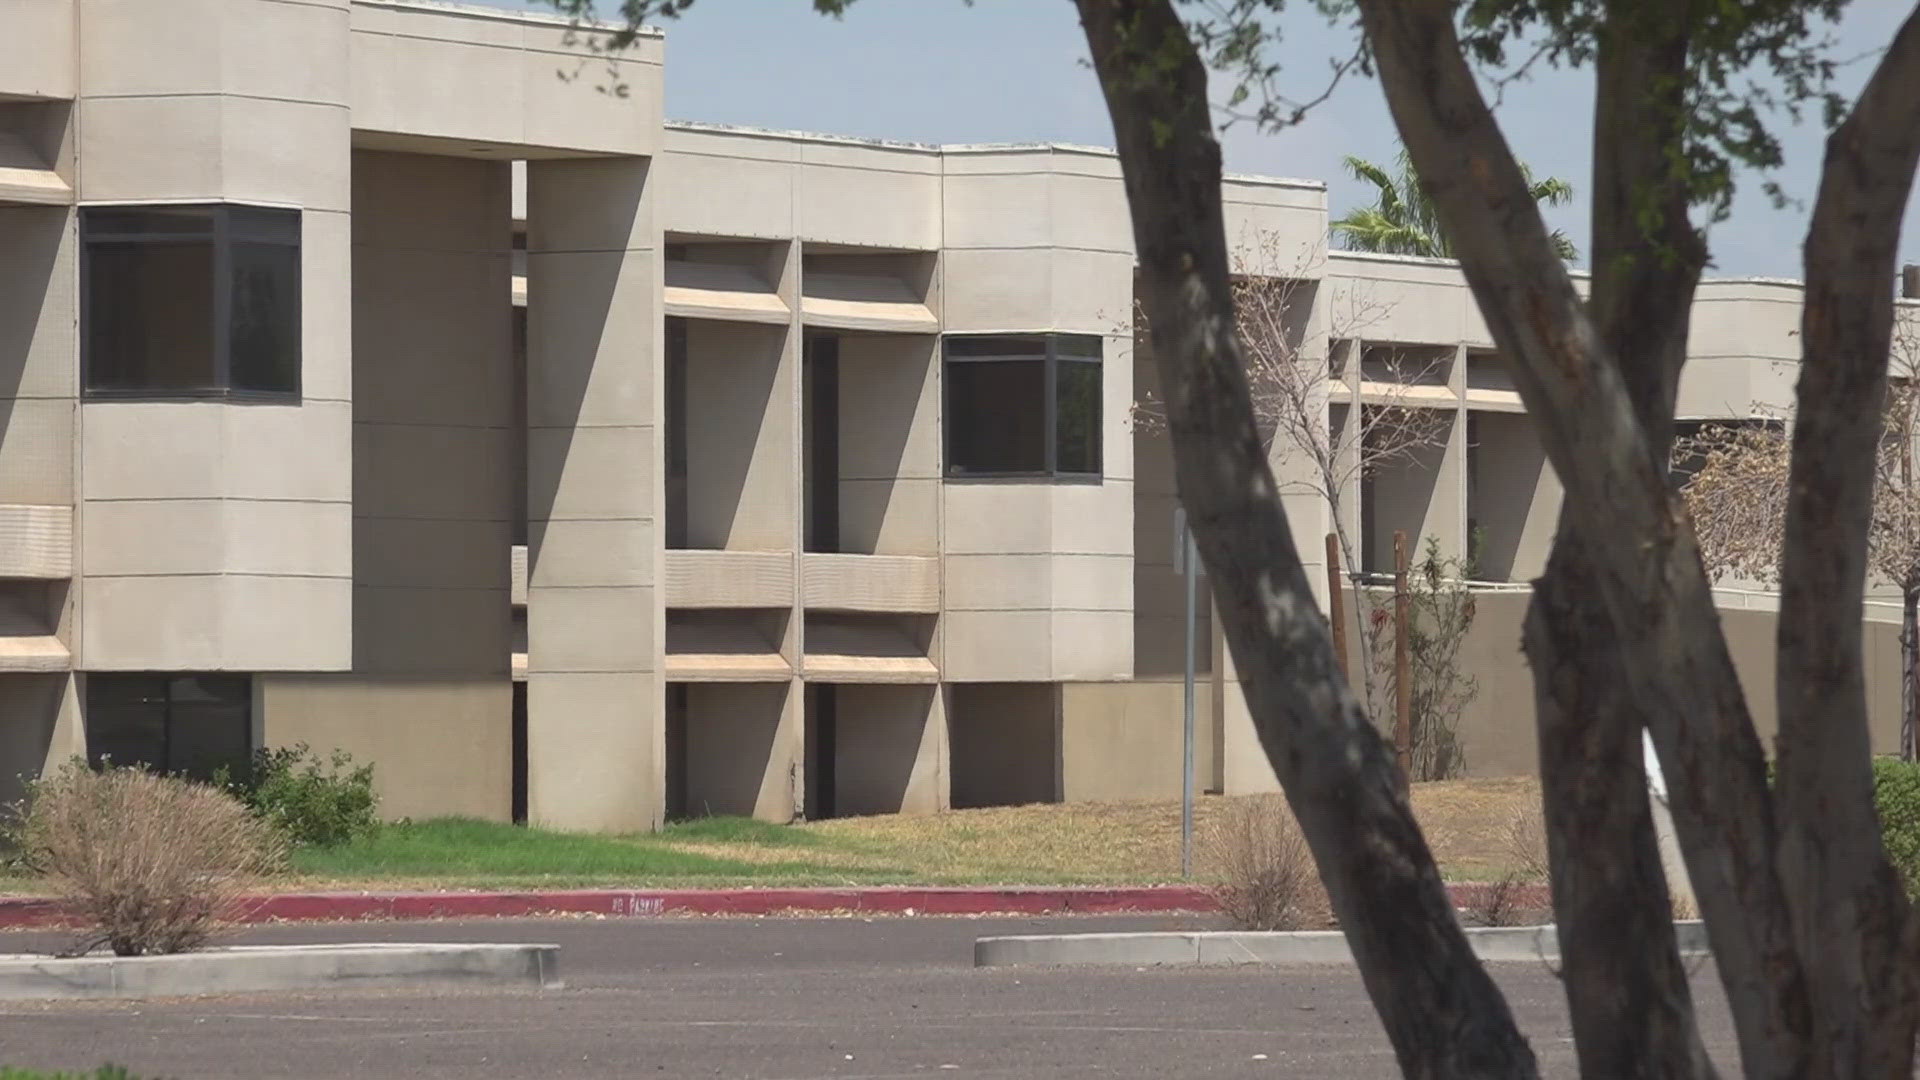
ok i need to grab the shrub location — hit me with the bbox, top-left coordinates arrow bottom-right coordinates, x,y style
1503,807 -> 1550,884
1202,794 -> 1328,931
222,744 -> 378,848
1873,756 -> 1920,896
6,765 -> 284,956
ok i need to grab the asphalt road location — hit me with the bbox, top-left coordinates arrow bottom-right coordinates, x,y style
0,916 -> 1738,1079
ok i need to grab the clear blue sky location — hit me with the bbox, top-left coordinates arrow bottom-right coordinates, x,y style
489,0 -> 1917,279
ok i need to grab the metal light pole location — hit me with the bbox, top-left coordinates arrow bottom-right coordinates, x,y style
1175,507 -> 1201,879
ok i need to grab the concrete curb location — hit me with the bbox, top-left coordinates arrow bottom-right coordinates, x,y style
0,942 -> 561,1001
974,921 -> 1710,968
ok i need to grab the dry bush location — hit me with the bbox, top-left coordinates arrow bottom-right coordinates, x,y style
1504,808 -> 1551,884
1202,794 -> 1329,931
1459,809 -> 1552,928
1466,873 -> 1532,927
7,765 -> 286,956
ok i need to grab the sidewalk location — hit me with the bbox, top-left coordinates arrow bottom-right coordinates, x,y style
0,882 -> 1543,929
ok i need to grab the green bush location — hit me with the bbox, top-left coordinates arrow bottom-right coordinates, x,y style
221,744 -> 378,848
1873,757 -> 1920,896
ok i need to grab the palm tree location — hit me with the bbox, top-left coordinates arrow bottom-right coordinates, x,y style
1333,147 -> 1578,262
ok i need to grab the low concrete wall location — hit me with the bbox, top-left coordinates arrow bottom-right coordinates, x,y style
1202,586 -> 1905,789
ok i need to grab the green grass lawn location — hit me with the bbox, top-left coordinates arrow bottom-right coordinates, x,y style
287,816 -> 915,890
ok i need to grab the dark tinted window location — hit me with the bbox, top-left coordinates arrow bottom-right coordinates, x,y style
1055,360 -> 1102,475
944,334 -> 1102,479
83,240 -> 218,392
947,359 -> 1047,474
86,674 -> 252,782
83,204 -> 301,398
228,238 -> 301,392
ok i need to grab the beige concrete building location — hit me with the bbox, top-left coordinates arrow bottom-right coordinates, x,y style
0,0 -> 1891,830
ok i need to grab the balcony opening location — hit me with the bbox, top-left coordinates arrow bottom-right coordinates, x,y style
806,683 -> 941,818
666,680 -> 792,822
802,330 -> 939,556
665,314 -> 793,552
1467,411 -> 1555,582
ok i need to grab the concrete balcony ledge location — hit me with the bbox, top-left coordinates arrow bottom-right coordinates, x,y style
0,942 -> 561,1001
665,550 -> 794,609
801,553 -> 939,613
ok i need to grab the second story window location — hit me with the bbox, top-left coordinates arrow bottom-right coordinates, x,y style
82,204 -> 301,399
944,334 -> 1102,479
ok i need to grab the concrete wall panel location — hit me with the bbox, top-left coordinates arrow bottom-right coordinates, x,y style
262,675 -> 511,822
1051,610 -> 1132,681
1060,680 -> 1211,802
940,248 -> 1051,333
351,5 -> 662,157
942,610 -> 1051,682
0,0 -> 73,100
941,173 -> 1052,250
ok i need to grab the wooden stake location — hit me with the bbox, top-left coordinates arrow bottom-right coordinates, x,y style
1325,533 -> 1349,682
1394,530 -> 1412,790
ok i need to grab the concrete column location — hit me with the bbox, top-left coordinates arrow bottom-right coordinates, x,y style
778,239 -> 806,822
524,157 -> 663,832
1443,344 -> 1471,563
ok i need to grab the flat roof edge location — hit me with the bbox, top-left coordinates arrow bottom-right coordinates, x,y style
665,122 -> 1324,188
354,0 -> 665,37
666,120 -> 942,153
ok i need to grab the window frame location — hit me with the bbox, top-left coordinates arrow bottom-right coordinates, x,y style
80,203 -> 303,402
942,333 -> 1104,481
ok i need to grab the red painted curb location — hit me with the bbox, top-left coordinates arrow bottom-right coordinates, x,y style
0,883 -> 1544,930
0,886 -> 1222,929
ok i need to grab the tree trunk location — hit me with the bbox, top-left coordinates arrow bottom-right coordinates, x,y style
1772,8 -> 1920,1074
1074,3 -> 1538,1076
1527,539 -> 1719,1080
1516,10 -> 1717,1077
1352,1 -> 1808,1072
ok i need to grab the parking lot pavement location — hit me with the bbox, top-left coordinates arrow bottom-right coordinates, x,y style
0,916 -> 1738,1079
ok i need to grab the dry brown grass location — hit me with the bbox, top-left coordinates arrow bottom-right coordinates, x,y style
8,766 -> 285,955
788,778 -> 1543,886
1411,776 -> 1543,881
801,798 -> 1194,884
